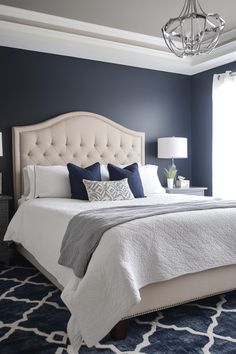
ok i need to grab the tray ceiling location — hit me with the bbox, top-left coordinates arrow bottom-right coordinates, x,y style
0,1 -> 236,75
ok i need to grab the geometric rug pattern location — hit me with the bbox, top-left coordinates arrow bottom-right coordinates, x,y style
1,265 -> 236,353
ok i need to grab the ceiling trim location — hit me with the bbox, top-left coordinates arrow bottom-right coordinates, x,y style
0,5 -> 235,76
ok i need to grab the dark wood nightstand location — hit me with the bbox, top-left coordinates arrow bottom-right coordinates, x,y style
165,187 -> 208,196
0,195 -> 15,265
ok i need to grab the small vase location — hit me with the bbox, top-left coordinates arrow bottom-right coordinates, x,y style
167,178 -> 174,189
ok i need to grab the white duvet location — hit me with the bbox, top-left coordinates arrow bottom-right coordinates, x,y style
5,194 -> 206,286
4,193 -> 236,352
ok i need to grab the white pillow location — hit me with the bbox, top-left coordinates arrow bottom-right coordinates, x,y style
35,165 -> 71,198
100,164 -> 110,181
22,165 -> 71,199
83,178 -> 134,202
138,164 -> 165,196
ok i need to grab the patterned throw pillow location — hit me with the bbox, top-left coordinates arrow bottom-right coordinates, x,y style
83,178 -> 134,202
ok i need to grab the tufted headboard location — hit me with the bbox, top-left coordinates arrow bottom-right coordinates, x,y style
12,111 -> 145,202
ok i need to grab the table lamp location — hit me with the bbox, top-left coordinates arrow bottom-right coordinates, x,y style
157,137 -> 188,169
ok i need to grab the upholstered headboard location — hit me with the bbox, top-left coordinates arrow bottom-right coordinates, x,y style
12,112 -> 145,202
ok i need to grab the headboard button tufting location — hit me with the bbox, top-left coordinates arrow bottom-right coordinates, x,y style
12,111 -> 145,203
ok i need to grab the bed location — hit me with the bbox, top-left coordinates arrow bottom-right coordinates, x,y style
5,111 -> 236,351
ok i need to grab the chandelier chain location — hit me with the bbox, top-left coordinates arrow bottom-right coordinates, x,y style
196,0 -> 207,16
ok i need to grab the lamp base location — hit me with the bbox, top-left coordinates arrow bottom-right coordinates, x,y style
171,158 -> 176,170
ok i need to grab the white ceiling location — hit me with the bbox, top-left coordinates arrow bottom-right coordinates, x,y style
1,0 -> 236,37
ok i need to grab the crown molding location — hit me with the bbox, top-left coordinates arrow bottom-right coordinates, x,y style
191,40 -> 236,74
0,5 -> 235,76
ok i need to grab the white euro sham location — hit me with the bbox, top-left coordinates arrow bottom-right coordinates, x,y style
22,165 -> 71,199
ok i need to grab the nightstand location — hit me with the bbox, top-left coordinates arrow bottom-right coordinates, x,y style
165,187 -> 208,196
0,195 -> 15,265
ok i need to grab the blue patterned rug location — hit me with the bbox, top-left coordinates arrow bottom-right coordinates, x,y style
0,264 -> 236,353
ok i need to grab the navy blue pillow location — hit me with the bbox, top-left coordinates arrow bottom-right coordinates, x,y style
108,163 -> 144,198
67,162 -> 101,200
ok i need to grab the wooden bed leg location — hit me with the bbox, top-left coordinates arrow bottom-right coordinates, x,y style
110,319 -> 129,341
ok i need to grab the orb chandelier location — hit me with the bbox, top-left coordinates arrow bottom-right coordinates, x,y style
162,0 -> 225,58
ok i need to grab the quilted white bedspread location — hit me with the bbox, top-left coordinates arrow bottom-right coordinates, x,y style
4,194 -> 236,352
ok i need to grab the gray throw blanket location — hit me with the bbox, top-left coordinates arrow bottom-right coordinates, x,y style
58,199 -> 236,278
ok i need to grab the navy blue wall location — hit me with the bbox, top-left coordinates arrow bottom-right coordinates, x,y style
0,46 -> 192,197
191,61 -> 236,196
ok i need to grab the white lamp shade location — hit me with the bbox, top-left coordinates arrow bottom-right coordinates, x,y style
158,137 -> 188,159
0,133 -> 2,157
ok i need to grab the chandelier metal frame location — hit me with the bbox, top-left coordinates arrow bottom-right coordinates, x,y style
162,0 -> 225,58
